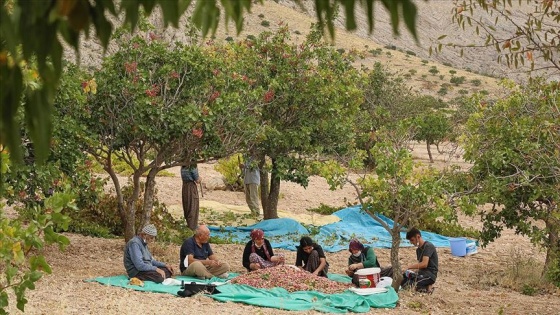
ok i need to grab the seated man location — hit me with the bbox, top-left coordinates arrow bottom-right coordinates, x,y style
345,239 -> 393,287
295,236 -> 329,277
123,224 -> 174,283
179,225 -> 230,279
401,228 -> 438,293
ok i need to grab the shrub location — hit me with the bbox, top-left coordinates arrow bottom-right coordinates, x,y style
307,203 -> 344,215
260,20 -> 270,27
458,89 -> 469,95
337,48 -> 345,54
470,79 -> 482,86
384,44 -> 397,50
443,62 -> 452,67
246,34 -> 256,41
449,70 -> 457,75
545,258 -> 560,288
258,13 -> 265,18
421,74 -> 427,79
439,74 -> 445,80
214,154 -> 244,191
369,48 -> 382,56
409,69 -> 417,75
294,30 -> 301,35
405,50 -> 416,56
429,66 -> 439,75
225,36 -> 234,42
421,59 -> 429,64
479,90 -> 489,95
450,76 -> 466,86
438,86 -> 448,95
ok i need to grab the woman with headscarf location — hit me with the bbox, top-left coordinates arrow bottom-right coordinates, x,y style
345,238 -> 393,286
295,236 -> 329,277
242,229 -> 285,271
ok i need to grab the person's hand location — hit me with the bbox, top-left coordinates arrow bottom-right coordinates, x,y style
345,269 -> 353,276
166,264 -> 174,275
349,264 -> 358,271
312,270 -> 319,276
156,268 -> 166,279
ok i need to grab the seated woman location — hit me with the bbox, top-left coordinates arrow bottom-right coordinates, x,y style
295,236 -> 329,277
345,239 -> 393,286
242,229 -> 285,271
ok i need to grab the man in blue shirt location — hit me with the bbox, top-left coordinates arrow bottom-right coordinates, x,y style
123,224 -> 174,283
179,225 -> 230,279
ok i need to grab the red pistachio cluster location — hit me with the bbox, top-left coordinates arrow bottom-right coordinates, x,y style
231,265 -> 349,294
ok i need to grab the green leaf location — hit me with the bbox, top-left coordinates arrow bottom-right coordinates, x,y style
28,270 -> 43,282
402,0 -> 420,42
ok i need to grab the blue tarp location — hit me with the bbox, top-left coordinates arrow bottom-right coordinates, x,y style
209,205 -> 452,252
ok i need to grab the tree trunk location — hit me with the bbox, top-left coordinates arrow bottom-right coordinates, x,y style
103,154 -> 128,241
262,158 -> 280,219
390,227 -> 403,292
141,168 -> 158,228
124,171 -> 142,242
426,141 -> 434,163
543,214 -> 560,277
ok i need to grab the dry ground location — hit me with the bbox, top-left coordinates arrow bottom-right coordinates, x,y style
5,145 -> 560,315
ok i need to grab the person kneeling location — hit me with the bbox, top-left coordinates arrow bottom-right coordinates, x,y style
401,228 -> 438,293
345,239 -> 393,287
179,225 -> 230,279
295,236 -> 329,277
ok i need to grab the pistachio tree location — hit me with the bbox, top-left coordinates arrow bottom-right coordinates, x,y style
218,26 -> 362,219
58,36 -> 257,241
461,79 -> 560,276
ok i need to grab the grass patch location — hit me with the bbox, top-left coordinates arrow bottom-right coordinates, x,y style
307,203 -> 344,215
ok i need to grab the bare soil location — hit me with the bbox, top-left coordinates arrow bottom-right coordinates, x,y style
6,145 -> 560,315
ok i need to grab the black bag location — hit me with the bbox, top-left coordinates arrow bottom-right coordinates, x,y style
177,281 -> 221,298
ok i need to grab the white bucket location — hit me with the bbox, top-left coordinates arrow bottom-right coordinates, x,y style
355,267 -> 381,288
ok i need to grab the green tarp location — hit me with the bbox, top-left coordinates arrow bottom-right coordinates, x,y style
88,274 -> 398,313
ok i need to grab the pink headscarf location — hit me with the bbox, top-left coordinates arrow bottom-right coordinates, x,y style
250,229 -> 264,241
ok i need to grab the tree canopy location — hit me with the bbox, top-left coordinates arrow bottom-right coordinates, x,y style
462,79 -> 560,275
0,0 -> 423,166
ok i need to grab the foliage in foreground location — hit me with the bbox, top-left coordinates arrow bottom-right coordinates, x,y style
0,151 -> 73,312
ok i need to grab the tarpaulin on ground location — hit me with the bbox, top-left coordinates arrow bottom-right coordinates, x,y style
208,205 -> 452,252
86,274 -> 235,296
210,283 -> 398,313
88,274 -> 398,313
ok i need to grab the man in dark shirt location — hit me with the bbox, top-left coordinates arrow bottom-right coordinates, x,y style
179,225 -> 230,279
401,227 -> 438,293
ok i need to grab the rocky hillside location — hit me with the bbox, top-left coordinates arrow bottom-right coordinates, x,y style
66,0 -> 558,100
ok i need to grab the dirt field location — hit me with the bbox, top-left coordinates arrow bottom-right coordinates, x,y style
5,145 -> 560,315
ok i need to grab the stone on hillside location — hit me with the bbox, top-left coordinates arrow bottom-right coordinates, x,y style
204,176 -> 227,191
